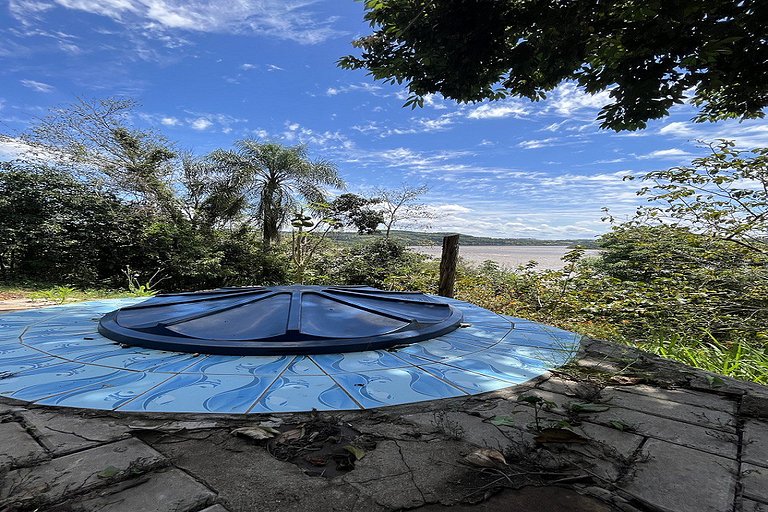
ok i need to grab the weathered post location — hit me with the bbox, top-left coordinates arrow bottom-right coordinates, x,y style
438,234 -> 460,298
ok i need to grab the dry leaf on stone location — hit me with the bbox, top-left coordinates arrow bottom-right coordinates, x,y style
463,448 -> 507,468
276,427 -> 305,444
232,426 -> 279,441
343,444 -> 366,460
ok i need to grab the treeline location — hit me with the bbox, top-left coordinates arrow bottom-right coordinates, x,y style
327,230 -> 599,248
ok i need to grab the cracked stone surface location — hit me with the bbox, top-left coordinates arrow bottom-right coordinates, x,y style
0,334 -> 765,512
620,439 -> 738,512
0,438 -> 166,510
63,468 -> 217,512
0,421 -> 47,469
19,409 -> 132,455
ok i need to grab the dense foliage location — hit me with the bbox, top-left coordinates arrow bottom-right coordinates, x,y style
340,0 -> 768,130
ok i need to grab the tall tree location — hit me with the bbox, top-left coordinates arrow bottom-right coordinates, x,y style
211,141 -> 344,246
329,193 -> 384,234
375,185 -> 431,238
340,0 -> 768,131
8,97 -> 178,216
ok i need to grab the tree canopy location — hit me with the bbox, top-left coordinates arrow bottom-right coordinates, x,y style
210,141 -> 345,246
339,0 -> 768,131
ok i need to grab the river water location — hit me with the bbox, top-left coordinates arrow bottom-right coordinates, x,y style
407,245 -> 601,271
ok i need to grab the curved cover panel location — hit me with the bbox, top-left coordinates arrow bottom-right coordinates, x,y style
98,285 -> 463,355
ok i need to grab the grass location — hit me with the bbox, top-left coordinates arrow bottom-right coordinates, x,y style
0,282 -> 134,302
635,332 -> 768,385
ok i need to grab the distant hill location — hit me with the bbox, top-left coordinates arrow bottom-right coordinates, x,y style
326,230 -> 600,249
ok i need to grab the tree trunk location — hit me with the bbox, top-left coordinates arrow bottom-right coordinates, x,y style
438,234 -> 460,298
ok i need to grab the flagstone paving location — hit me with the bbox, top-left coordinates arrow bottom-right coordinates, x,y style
0,301 -> 766,512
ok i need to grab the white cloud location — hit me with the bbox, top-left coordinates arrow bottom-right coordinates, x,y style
637,148 -> 693,159
657,119 -> 768,148
547,83 -> 613,116
20,79 -> 54,92
267,64 -> 284,72
240,63 -> 256,71
9,0 -> 344,44
324,82 -> 384,97
160,116 -> 179,126
518,138 -> 557,149
467,100 -> 528,119
190,117 -> 213,130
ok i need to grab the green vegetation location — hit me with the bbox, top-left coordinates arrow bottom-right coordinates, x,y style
340,0 -> 768,131
0,100 -> 765,384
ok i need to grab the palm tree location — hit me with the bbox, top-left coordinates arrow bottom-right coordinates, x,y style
211,140 -> 344,246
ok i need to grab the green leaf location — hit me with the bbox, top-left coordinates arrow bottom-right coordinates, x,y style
343,444 -> 366,460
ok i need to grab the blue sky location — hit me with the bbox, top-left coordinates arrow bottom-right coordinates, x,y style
2,0 -> 767,239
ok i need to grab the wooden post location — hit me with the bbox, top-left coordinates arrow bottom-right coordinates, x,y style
438,234 -> 460,298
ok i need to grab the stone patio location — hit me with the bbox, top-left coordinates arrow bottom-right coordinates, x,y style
0,303 -> 766,511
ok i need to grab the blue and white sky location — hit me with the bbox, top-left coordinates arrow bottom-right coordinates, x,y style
2,0 -> 767,239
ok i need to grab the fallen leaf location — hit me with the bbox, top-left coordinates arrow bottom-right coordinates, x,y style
276,427 -> 305,444
569,402 -> 610,413
706,375 -> 725,388
534,428 -> 588,444
232,426 -> 278,441
609,375 -> 643,386
463,448 -> 507,468
97,466 -> 120,479
343,444 -> 366,460
305,455 -> 327,467
489,415 -> 517,427
608,420 -> 633,432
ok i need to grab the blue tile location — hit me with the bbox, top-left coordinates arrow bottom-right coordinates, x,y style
502,345 -> 578,367
439,327 -> 509,347
391,337 -> 487,364
333,368 -> 465,408
250,375 -> 360,413
117,373 -> 277,413
35,370 -> 173,410
282,356 -> 325,376
443,352 -> 545,384
503,330 -> 581,351
26,336 -> 120,356
420,363 -> 515,394
311,350 -> 406,374
0,363 -> 126,401
73,346 -> 199,372
0,345 -> 65,375
180,354 -> 292,376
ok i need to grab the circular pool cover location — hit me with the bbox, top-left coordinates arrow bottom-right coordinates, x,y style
0,296 -> 581,414
98,285 -> 463,355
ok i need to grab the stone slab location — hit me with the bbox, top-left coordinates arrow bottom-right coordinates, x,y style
744,499 -> 768,512
403,411 -> 514,450
603,384 -> 737,413
71,468 -> 215,512
0,421 -> 47,468
599,388 -> 737,432
579,406 -> 738,459
621,439 -> 738,512
743,419 -> 768,468
0,438 -> 166,509
199,506 -> 232,512
743,464 -> 768,504
742,391 -> 768,419
21,409 -> 132,455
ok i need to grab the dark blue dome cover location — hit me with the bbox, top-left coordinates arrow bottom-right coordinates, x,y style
98,285 -> 463,355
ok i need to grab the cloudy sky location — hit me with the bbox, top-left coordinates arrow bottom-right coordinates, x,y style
2,0 -> 767,239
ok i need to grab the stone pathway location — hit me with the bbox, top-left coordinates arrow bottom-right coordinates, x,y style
0,331 -> 766,511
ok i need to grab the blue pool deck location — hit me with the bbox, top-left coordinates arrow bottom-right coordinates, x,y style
0,297 -> 581,414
